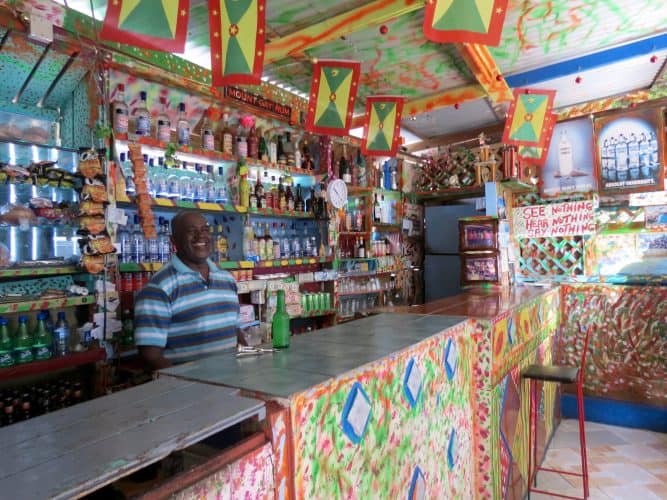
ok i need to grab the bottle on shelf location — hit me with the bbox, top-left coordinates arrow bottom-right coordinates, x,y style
214,166 -> 228,204
135,91 -> 151,136
215,221 -> 228,262
249,183 -> 258,210
355,197 -> 364,231
242,217 -> 255,261
193,164 -> 206,202
158,217 -> 172,263
13,316 -> 33,364
302,224 -> 311,257
339,152 -> 351,184
0,317 -> 14,367
381,194 -> 389,224
179,162 -> 194,201
286,180 -> 295,211
280,223 -> 290,258
306,186 -> 316,214
277,134 -> 286,164
272,223 -> 281,259
357,237 -> 365,259
263,224 -> 273,261
272,290 -> 290,349
145,226 -> 159,263
295,184 -> 304,212
166,164 -> 180,199
356,149 -> 367,187
239,173 -> 250,208
201,108 -> 215,151
258,129 -> 269,161
176,102 -> 190,147
269,134 -> 278,164
237,134 -> 248,159
117,220 -> 132,263
390,161 -> 398,191
248,125 -> 259,160
156,96 -> 171,143
222,113 -> 234,155
278,177 -> 286,211
255,170 -> 264,209
205,165 -> 216,202
373,193 -> 382,224
32,312 -> 52,361
146,157 -> 156,198
252,222 -> 261,260
53,312 -> 70,357
290,223 -> 301,258
131,214 -> 146,263
294,134 -> 302,169
119,152 -> 135,197
264,171 -> 273,209
111,84 -> 129,135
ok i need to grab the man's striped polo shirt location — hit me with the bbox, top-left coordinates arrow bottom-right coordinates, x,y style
134,255 -> 239,362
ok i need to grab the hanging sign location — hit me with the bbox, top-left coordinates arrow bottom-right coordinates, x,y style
502,88 -> 556,148
512,200 -> 596,238
423,0 -> 509,46
361,96 -> 405,156
224,86 -> 292,120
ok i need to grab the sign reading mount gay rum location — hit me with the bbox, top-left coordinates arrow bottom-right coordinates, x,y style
224,86 -> 292,120
512,200 -> 596,238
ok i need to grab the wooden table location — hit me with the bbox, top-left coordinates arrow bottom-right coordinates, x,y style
0,378 -> 265,499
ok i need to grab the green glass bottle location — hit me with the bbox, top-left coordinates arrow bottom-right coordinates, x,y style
14,316 -> 33,364
272,290 -> 290,349
0,317 -> 13,367
32,313 -> 53,361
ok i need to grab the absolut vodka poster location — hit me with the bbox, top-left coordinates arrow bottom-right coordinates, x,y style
594,107 -> 665,194
540,117 -> 596,197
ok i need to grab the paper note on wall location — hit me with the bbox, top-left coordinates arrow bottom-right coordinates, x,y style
513,200 -> 596,238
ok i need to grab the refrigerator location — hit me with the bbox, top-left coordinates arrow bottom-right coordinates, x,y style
424,199 -> 482,301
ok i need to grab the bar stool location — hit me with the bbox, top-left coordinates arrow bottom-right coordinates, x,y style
521,324 -> 593,500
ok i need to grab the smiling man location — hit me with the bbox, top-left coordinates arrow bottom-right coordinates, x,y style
134,211 -> 239,370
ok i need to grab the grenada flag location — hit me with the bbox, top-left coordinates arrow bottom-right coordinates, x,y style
305,60 -> 361,137
99,0 -> 190,53
502,88 -> 556,148
208,0 -> 266,86
423,0 -> 509,46
362,96 -> 405,157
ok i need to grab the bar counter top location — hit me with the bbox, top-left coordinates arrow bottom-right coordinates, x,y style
378,284 -> 556,319
160,313 -> 467,398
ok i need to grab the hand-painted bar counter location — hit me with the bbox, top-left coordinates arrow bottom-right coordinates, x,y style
160,285 -> 561,500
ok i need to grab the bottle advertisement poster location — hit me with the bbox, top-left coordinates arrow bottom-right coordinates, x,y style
594,107 -> 665,194
540,117 -> 596,197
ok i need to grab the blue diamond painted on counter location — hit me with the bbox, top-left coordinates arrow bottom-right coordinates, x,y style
341,381 -> 372,444
447,428 -> 458,470
507,316 -> 516,346
408,466 -> 426,500
403,358 -> 423,408
444,338 -> 457,381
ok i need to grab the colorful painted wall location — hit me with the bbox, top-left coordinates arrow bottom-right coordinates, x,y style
558,284 -> 667,407
289,320 -> 476,499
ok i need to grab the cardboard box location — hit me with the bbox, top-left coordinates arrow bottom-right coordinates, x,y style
239,304 -> 255,323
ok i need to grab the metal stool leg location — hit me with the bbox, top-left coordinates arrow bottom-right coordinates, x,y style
532,380 -> 538,488
577,381 -> 589,499
527,378 -> 533,499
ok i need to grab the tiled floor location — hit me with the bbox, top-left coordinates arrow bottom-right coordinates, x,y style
531,419 -> 667,499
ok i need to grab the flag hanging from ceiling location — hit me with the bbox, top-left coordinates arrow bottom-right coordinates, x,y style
361,96 -> 405,157
502,88 -> 556,148
423,0 -> 509,46
208,0 -> 266,86
99,0 -> 190,53
305,60 -> 361,136
517,112 -> 557,166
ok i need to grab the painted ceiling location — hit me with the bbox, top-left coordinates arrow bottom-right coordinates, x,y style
8,0 -> 667,150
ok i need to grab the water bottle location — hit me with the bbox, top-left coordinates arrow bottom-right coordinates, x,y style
145,234 -> 159,263
117,224 -> 131,263
131,215 -> 145,263
53,312 -> 70,357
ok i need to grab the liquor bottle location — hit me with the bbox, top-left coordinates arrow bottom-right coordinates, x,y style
111,84 -> 129,134
14,316 -> 33,364
255,224 -> 265,261
302,140 -> 313,170
295,184 -> 304,212
339,154 -> 351,184
179,162 -> 194,201
32,313 -> 52,361
379,162 -> 385,189
373,193 -> 382,223
285,180 -> 295,211
290,223 -> 301,258
158,218 -> 172,263
242,218 -> 254,260
222,113 -> 234,155
280,223 -> 290,258
135,91 -> 151,136
357,237 -> 365,258
306,186 -> 316,213
176,102 -> 190,146
214,166 -> 228,204
615,133 -> 629,182
301,224 -> 311,257
146,157 -> 156,198
255,170 -> 264,208
263,224 -> 273,261
193,164 -> 206,202
248,126 -> 259,159
118,152 -> 135,197
236,135 -> 248,159
390,162 -> 398,191
204,165 -> 216,202
357,149 -> 367,187
249,186 -> 258,210
272,223 -> 281,260
345,201 -> 352,231
53,312 -> 70,357
558,129 -> 574,176
201,109 -> 215,151
0,317 -> 13,367
239,173 -> 250,208
156,96 -> 171,142
269,135 -> 278,164
264,171 -> 273,209
278,177 -> 286,211
627,133 -> 640,180
272,290 -> 290,349
145,228 -> 159,263
380,194 -> 389,224
168,165 -> 181,199
356,197 -> 364,231
294,135 -> 302,169
258,129 -> 269,161
131,215 -> 146,263
277,134 -> 286,163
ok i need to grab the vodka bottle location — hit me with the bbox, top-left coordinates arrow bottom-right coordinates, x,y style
120,152 -> 136,197
242,218 -> 254,260
222,113 -> 234,155
146,157 -> 156,198
135,91 -> 151,136
112,84 -> 129,134
638,133 -> 651,178
615,134 -> 629,181
156,96 -> 171,142
179,162 -> 194,201
201,109 -> 215,151
145,230 -> 159,263
131,215 -> 145,263
280,223 -> 290,258
302,224 -> 311,257
156,164 -> 171,198
627,133 -> 640,180
193,164 -> 206,202
158,218 -> 172,263
291,223 -> 301,258
558,130 -> 574,176
117,222 -> 132,263
176,102 -> 190,146
214,166 -> 228,204
269,135 -> 278,164
205,165 -> 216,202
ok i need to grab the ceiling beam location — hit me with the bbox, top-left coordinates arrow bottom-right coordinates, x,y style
405,123 -> 504,153
265,0 -> 425,63
456,43 -> 513,105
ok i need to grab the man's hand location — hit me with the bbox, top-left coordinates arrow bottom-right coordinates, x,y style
138,346 -> 173,371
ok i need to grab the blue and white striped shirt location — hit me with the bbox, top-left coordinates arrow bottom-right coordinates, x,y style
134,255 -> 239,362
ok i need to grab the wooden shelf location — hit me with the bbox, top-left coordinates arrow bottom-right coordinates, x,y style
0,265 -> 82,279
415,186 -> 484,200
0,348 -> 106,381
0,295 -> 95,314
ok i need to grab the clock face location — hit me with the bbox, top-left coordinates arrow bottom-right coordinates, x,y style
326,179 -> 348,209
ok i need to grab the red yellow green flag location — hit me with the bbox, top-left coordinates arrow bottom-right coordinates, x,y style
423,0 -> 509,46
502,88 -> 556,148
362,96 -> 405,157
305,60 -> 361,136
517,112 -> 556,166
208,0 -> 266,86
99,0 -> 190,53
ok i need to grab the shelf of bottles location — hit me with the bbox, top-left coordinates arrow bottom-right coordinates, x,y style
0,295 -> 95,315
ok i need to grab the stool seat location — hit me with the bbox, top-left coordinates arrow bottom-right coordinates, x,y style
521,364 -> 579,384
